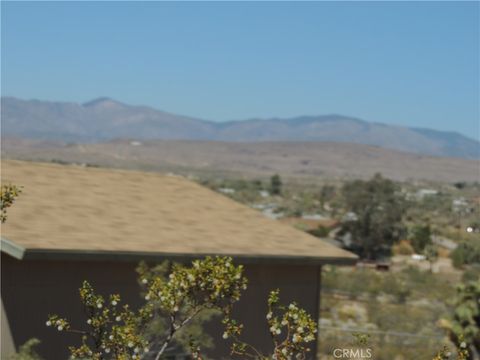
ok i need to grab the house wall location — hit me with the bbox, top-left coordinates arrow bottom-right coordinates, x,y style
1,253 -> 321,359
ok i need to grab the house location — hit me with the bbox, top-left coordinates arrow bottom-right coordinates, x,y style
1,160 -> 357,359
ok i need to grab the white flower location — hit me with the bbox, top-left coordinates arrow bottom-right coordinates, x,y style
188,274 -> 195,281
292,334 -> 300,343
109,335 -> 114,340
275,328 -> 281,335
115,316 -> 121,322
145,294 -> 151,301
173,305 -> 179,312
281,319 -> 288,326
297,326 -> 304,333
305,335 -> 315,342
460,342 -> 467,349
105,348 -> 111,354
132,355 -> 137,359
87,319 -> 92,325
134,347 -> 140,353
282,348 -> 288,355
128,341 -> 134,348
169,274 -> 175,279
141,278 -> 148,284
57,325 -> 63,331
266,312 -> 272,320
144,347 -> 150,353
222,332 -> 229,339
111,300 -> 117,306
97,303 -> 103,309
289,304 -> 296,310
46,321 -> 52,327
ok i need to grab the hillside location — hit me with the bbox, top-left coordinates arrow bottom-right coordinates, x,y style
3,138 -> 478,182
2,97 -> 478,159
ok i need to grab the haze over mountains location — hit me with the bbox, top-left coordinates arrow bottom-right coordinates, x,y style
2,96 -> 479,159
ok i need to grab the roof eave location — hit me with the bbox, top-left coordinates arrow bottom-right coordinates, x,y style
1,237 -> 25,260
1,239 -> 357,266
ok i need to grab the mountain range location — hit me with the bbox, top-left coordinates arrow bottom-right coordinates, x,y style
2,96 -> 479,159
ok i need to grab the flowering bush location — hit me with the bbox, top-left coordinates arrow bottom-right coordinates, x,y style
46,256 -> 320,360
223,289 -> 317,360
439,280 -> 480,359
1,184 -> 22,223
47,256 -> 248,359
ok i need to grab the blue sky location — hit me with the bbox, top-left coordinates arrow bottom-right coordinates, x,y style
1,1 -> 479,138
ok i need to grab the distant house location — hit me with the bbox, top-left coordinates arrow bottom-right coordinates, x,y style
1,160 -> 356,359
415,188 -> 438,199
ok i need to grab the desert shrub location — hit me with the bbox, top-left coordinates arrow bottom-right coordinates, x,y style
392,240 -> 415,255
451,241 -> 480,268
307,225 -> 329,238
462,265 -> 480,282
8,338 -> 43,360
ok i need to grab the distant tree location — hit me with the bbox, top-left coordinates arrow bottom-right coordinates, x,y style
410,225 -> 432,253
340,173 -> 406,259
424,244 -> 439,273
270,174 -> 282,195
251,179 -> 263,190
319,185 -> 335,208
454,182 -> 467,190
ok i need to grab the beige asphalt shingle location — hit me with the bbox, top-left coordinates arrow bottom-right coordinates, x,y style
1,160 -> 356,263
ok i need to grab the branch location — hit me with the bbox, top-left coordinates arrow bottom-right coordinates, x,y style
154,307 -> 201,360
65,328 -> 89,335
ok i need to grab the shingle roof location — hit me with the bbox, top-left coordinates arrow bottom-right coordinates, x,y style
1,160 -> 357,265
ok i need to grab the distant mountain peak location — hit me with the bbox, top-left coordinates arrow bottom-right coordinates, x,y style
82,97 -> 125,109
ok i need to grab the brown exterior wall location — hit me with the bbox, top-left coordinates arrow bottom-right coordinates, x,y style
1,253 -> 321,359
